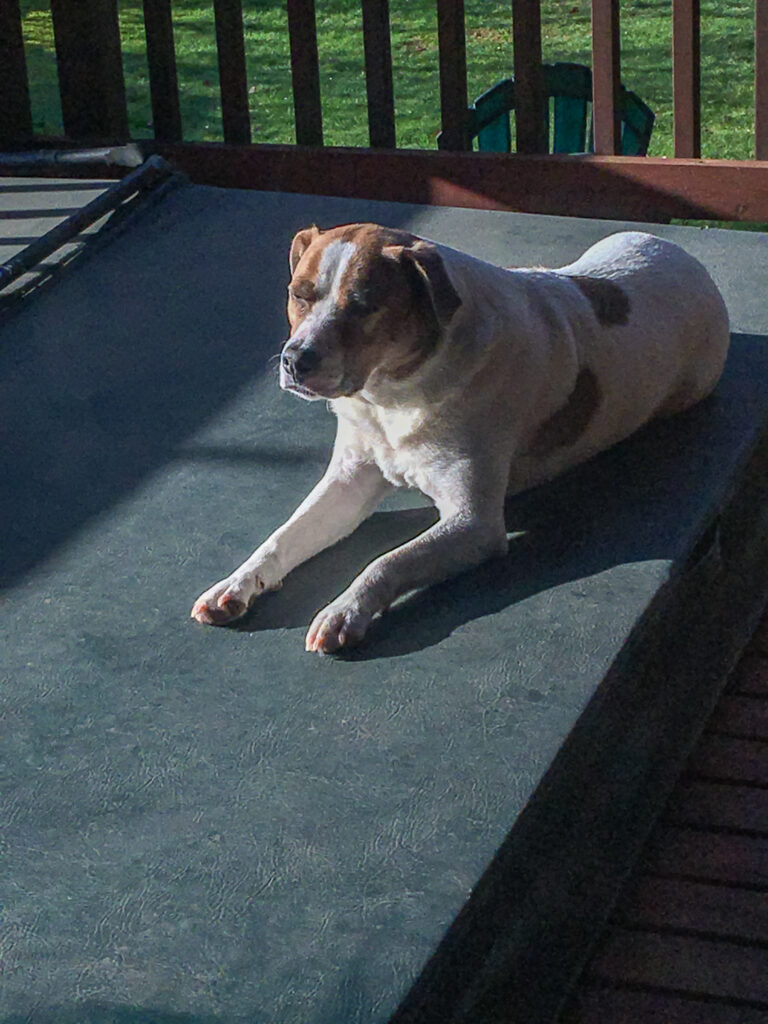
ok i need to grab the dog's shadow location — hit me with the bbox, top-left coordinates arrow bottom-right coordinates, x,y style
234,399 -> 724,659
235,505 -> 440,640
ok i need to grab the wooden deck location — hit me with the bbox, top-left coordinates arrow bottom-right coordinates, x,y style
562,613 -> 768,1023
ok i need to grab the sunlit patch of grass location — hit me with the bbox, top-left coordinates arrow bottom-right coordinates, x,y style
117,2 -> 152,138
388,0 -> 438,147
19,2 -> 62,135
242,5 -> 293,143
164,3 -> 223,141
313,0 -> 368,146
700,0 -> 756,158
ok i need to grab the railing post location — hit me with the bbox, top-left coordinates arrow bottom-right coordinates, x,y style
757,0 -> 768,159
437,0 -> 469,150
591,0 -> 621,155
0,0 -> 32,146
362,0 -> 396,148
50,0 -> 128,141
142,0 -> 182,142
513,0 -> 546,153
673,0 -> 702,157
213,0 -> 251,145
286,0 -> 324,146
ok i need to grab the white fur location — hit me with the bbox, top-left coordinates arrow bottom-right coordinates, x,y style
192,229 -> 730,652
314,240 -> 356,318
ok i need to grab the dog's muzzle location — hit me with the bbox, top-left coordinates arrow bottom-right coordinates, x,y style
279,342 -> 328,399
281,344 -> 321,382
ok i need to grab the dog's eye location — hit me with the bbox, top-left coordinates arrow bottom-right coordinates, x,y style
347,295 -> 380,318
289,290 -> 312,312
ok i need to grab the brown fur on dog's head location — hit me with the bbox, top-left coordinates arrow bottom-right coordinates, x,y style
281,223 -> 462,398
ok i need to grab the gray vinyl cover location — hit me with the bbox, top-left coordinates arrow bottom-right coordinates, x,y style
2,182 -> 768,1024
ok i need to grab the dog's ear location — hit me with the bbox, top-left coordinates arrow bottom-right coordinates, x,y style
383,240 -> 462,329
289,225 -> 321,273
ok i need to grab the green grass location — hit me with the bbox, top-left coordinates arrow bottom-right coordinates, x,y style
18,0 -> 760,160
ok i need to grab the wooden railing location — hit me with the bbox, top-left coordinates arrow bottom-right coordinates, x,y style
2,0 -> 768,222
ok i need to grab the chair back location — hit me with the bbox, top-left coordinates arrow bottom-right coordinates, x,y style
441,62 -> 655,155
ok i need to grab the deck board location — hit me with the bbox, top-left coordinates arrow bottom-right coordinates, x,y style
567,987 -> 768,1023
563,636 -> 768,1023
707,696 -> 768,740
587,930 -> 768,1004
614,876 -> 768,943
664,781 -> 768,834
687,735 -> 768,785
641,826 -> 768,888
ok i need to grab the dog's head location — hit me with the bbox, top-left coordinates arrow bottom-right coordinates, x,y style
279,223 -> 462,400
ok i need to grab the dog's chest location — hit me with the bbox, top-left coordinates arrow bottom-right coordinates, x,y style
340,402 -> 435,491
374,442 -> 432,492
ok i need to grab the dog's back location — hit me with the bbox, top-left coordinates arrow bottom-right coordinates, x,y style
494,232 -> 731,493
559,231 -> 729,409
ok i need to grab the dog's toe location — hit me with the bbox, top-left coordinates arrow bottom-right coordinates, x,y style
305,601 -> 371,654
191,598 -> 241,626
191,580 -> 256,626
219,594 -> 247,617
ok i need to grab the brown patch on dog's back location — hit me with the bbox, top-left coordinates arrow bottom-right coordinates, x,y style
530,367 -> 601,456
570,276 -> 631,326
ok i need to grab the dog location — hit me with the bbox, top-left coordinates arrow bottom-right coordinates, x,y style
192,224 -> 730,653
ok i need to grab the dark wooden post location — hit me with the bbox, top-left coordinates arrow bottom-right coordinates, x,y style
757,0 -> 768,160
0,0 -> 32,146
213,0 -> 251,144
513,0 -> 546,153
591,0 -> 621,155
673,0 -> 702,157
286,0 -> 324,146
436,0 -> 469,150
50,0 -> 128,141
362,0 -> 396,148
142,0 -> 182,142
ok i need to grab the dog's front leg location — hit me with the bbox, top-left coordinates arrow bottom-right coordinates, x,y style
191,457 -> 391,625
305,490 -> 509,653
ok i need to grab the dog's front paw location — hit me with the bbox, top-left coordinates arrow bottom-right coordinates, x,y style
305,598 -> 373,654
191,573 -> 268,626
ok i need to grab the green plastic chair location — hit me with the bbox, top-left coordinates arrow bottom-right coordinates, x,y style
439,62 -> 655,155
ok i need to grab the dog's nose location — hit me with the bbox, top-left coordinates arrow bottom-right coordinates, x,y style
282,346 -> 321,380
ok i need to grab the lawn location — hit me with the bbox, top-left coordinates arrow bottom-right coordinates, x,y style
19,0 -> 759,160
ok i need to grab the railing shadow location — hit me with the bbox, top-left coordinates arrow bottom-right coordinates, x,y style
0,189 -> 418,591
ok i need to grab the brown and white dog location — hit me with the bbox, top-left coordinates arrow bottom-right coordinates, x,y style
192,224 -> 730,653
